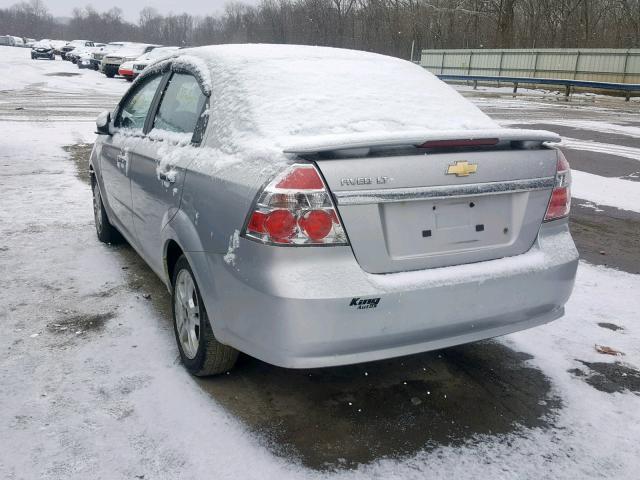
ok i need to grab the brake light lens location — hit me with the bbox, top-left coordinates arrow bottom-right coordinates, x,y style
419,138 -> 499,149
243,164 -> 348,245
544,151 -> 571,221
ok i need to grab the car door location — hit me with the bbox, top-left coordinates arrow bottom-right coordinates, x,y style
129,71 -> 208,273
99,74 -> 163,243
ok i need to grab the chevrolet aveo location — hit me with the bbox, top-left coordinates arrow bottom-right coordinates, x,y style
90,44 -> 578,376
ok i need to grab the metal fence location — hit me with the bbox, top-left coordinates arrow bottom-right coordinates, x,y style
420,48 -> 640,84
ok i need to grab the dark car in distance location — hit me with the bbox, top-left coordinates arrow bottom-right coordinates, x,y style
31,41 -> 55,60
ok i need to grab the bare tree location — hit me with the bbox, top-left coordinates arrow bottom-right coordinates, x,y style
1,0 -> 638,53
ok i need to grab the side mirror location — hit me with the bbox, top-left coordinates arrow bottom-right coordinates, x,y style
96,111 -> 112,135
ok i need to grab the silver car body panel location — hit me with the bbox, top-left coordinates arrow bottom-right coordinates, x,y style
91,46 -> 578,369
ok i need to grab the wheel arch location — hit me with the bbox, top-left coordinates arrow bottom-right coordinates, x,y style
164,239 -> 184,287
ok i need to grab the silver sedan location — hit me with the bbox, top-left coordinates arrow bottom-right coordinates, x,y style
90,45 -> 578,375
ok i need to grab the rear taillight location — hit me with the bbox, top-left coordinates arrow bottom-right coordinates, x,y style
243,163 -> 348,246
544,150 -> 571,222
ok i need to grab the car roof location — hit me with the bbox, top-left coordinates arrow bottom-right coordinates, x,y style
152,44 -> 496,152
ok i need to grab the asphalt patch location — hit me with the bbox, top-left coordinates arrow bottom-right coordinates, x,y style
570,361 -> 640,394
570,203 -> 640,274
63,143 -> 93,185
45,72 -> 81,77
598,322 -> 624,332
197,341 -> 560,470
47,312 -> 115,335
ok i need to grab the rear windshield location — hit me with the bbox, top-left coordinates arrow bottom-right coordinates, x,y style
203,46 -> 496,148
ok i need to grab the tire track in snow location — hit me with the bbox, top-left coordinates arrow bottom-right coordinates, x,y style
560,138 -> 640,163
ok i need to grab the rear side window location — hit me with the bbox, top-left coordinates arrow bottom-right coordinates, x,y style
115,75 -> 162,131
153,73 -> 207,141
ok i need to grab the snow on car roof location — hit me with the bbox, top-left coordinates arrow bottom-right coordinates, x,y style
162,44 -> 531,151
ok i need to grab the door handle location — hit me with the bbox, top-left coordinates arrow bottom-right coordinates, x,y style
159,171 -> 176,184
116,154 -> 127,169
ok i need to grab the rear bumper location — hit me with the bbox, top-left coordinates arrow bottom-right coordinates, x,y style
188,221 -> 578,368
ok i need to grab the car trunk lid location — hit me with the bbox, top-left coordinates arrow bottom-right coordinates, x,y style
295,131 -> 559,274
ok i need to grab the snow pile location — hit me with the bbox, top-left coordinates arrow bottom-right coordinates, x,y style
147,128 -> 193,146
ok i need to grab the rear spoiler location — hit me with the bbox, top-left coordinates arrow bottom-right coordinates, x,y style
283,128 -> 560,155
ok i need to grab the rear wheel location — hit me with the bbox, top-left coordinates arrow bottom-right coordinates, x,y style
172,256 -> 238,376
92,179 -> 121,244
105,71 -> 115,78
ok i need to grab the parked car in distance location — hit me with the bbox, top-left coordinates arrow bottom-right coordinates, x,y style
50,40 -> 68,57
31,40 -> 55,60
89,42 -> 129,70
0,35 -> 24,47
77,50 -> 96,69
61,40 -> 94,60
118,61 -> 135,81
68,43 -> 105,64
101,43 -> 159,78
90,45 -> 578,376
131,46 -> 180,78
24,38 -> 36,48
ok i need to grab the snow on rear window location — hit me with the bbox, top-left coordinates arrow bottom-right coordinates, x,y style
189,44 -> 498,152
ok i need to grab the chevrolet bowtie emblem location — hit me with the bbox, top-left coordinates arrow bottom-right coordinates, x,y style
446,161 -> 478,177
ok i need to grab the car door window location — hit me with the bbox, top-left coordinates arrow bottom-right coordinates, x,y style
115,75 -> 162,132
152,73 -> 207,142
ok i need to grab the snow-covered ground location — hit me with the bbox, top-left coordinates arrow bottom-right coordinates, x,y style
1,46 -> 639,479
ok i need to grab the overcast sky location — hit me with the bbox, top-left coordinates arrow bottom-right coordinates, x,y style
0,0 -> 259,21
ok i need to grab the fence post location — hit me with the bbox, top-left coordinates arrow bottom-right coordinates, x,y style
573,51 -> 581,80
532,51 -> 539,89
440,51 -> 446,75
467,51 -> 473,75
497,50 -> 504,86
622,48 -> 630,83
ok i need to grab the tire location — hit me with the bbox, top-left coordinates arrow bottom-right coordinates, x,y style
172,255 -> 238,376
92,179 -> 122,244
105,71 -> 115,78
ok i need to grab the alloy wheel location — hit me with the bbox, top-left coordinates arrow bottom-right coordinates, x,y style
174,269 -> 201,359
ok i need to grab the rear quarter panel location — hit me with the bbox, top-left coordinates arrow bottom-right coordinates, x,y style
178,154 -> 287,253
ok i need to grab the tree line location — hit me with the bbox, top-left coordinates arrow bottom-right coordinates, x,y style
2,0 -> 639,59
